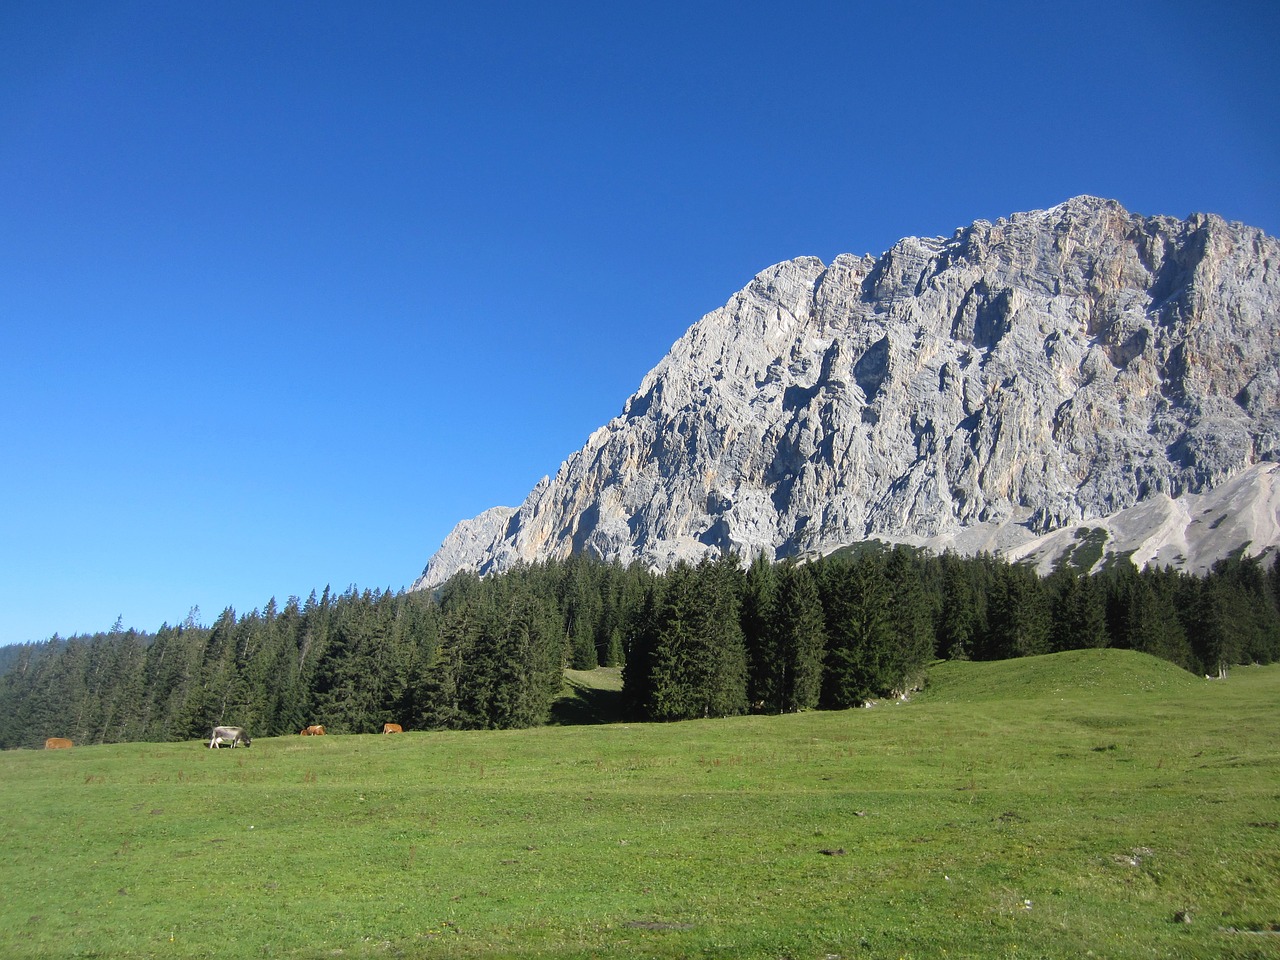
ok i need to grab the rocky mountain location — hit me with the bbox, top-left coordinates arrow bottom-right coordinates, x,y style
414,197 -> 1280,589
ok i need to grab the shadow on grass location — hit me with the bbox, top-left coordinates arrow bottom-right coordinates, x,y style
549,675 -> 627,725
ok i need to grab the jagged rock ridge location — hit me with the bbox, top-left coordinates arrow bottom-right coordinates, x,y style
415,197 -> 1280,589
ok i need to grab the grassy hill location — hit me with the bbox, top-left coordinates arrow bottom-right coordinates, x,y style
919,647 -> 1203,702
2,651 -> 1277,959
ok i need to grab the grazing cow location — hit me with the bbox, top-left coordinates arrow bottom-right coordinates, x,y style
382,723 -> 402,734
44,737 -> 73,749
209,725 -> 251,749
300,725 -> 326,736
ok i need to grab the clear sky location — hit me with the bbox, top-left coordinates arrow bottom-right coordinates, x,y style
2,1 -> 1278,645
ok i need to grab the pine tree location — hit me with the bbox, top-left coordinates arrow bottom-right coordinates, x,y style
772,561 -> 826,711
1048,569 -> 1108,652
984,563 -> 1050,660
620,575 -> 663,719
1100,559 -> 1141,651
645,563 -> 701,720
1191,572 -> 1242,678
143,621 -> 209,740
563,557 -> 602,670
1126,568 -> 1195,670
694,555 -> 749,718
641,557 -> 748,721
882,547 -> 934,696
938,553 -> 980,660
740,552 -> 779,708
820,554 -> 894,707
427,588 -> 484,728
93,631 -> 148,743
486,580 -> 564,728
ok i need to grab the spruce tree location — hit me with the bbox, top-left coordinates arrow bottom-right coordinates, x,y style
1048,569 -> 1109,652
985,563 -> 1050,660
938,553 -> 979,660
740,552 -> 779,708
646,563 -> 700,720
694,554 -> 749,718
621,575 -> 664,719
820,554 -> 894,707
773,561 -> 826,711
641,557 -> 748,721
1127,568 -> 1195,670
563,557 -> 602,670
882,547 -> 934,696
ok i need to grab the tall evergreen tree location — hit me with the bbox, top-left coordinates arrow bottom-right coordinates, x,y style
772,561 -> 826,712
694,554 -> 749,718
640,557 -> 748,721
938,552 -> 981,660
1047,569 -> 1109,652
982,563 -> 1050,660
620,574 -> 662,719
92,630 -> 148,743
881,547 -> 935,696
819,553 -> 894,707
1126,568 -> 1196,671
563,556 -> 602,670
645,563 -> 702,720
486,579 -> 564,728
740,552 -> 780,708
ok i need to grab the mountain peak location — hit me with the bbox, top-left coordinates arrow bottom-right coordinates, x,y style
414,198 -> 1280,589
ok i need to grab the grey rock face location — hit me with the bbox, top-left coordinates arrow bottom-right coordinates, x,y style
414,197 -> 1280,589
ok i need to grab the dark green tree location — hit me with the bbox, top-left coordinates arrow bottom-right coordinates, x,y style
881,547 -> 935,696
819,553 -> 894,707
772,560 -> 826,712
982,562 -> 1050,660
1047,568 -> 1109,652
1125,568 -> 1196,670
938,552 -> 982,660
740,552 -> 779,708
640,557 -> 747,720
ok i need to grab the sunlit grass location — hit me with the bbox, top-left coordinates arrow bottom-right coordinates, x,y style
1,650 -> 1277,958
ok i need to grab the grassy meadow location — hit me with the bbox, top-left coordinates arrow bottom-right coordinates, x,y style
1,650 -> 1278,959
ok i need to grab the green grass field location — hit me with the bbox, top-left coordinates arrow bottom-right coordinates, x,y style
2,651 -> 1278,959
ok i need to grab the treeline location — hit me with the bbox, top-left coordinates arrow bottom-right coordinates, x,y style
1,548 -> 1278,748
0,557 -> 647,750
624,547 -> 1280,720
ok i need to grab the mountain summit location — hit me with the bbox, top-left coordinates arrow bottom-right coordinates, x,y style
415,197 -> 1280,589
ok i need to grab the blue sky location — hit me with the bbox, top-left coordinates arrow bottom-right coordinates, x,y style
2,1 -> 1277,645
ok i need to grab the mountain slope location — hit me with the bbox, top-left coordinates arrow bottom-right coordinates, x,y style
1007,460 -> 1280,575
416,197 -> 1280,588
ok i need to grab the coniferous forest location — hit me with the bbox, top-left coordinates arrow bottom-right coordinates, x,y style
1,547 -> 1277,750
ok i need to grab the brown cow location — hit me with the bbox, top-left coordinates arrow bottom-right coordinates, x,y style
382,723 -> 402,734
300,725 -> 326,736
44,737 -> 73,749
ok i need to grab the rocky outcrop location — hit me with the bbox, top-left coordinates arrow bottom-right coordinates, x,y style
414,197 -> 1280,589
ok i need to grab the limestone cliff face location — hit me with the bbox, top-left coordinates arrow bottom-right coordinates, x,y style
415,197 -> 1280,589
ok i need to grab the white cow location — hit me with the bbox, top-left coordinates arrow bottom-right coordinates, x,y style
209,725 -> 251,749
